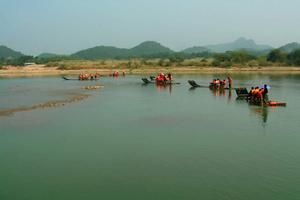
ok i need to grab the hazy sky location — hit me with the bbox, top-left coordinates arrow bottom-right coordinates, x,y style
1,0 -> 300,55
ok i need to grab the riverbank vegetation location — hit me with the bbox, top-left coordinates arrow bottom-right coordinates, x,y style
1,49 -> 300,70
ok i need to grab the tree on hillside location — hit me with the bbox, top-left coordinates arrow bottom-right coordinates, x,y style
267,49 -> 287,62
287,49 -> 300,65
6,56 -> 34,66
230,51 -> 255,63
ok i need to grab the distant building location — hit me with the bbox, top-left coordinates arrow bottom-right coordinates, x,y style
24,62 -> 36,66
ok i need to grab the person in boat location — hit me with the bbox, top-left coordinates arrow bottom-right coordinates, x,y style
156,73 -> 165,82
166,73 -> 173,81
89,74 -> 94,80
248,87 -> 259,102
257,88 -> 265,105
113,71 -> 119,77
248,87 -> 255,99
221,79 -> 226,87
211,79 -> 216,85
79,73 -> 86,81
227,76 -> 232,88
262,84 -> 269,103
163,74 -> 167,81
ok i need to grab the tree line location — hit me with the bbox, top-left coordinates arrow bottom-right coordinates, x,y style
1,49 -> 300,68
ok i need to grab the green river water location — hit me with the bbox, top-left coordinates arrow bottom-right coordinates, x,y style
0,74 -> 299,200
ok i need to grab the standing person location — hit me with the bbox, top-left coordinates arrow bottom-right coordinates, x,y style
167,73 -> 172,81
262,84 -> 269,103
227,76 -> 233,88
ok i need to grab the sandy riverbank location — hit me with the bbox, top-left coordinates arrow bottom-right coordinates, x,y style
1,65 -> 300,77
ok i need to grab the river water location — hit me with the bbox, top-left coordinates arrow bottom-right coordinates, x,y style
0,74 -> 300,200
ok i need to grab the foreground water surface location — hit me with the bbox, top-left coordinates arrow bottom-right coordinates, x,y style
0,74 -> 300,200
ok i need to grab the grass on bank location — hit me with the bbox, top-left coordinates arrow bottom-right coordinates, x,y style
43,57 -> 293,71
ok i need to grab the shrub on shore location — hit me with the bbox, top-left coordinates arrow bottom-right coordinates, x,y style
2,48 -> 300,69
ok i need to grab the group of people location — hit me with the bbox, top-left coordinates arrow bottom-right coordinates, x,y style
78,71 -> 126,80
210,77 -> 232,88
248,84 -> 269,104
155,73 -> 173,82
109,71 -> 126,77
78,73 -> 99,80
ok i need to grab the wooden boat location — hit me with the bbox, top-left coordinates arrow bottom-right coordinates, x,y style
235,88 -> 285,107
149,76 -> 156,81
266,101 -> 286,107
235,88 -> 249,98
142,78 -> 180,85
249,101 -> 287,107
188,80 -> 209,88
188,80 -> 232,90
62,76 -> 99,81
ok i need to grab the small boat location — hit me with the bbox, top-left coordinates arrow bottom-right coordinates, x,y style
235,88 -> 249,99
142,78 -> 180,85
188,80 -> 209,88
188,80 -> 232,90
248,99 -> 286,107
62,76 -> 78,80
149,76 -> 156,81
62,76 -> 99,81
266,101 -> 287,107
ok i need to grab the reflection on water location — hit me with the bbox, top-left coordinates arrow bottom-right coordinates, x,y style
249,105 -> 269,124
156,84 -> 172,94
208,88 -> 233,102
141,82 -> 173,94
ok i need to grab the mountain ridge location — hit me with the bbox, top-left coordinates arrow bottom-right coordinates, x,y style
278,42 -> 300,53
2,38 -> 300,60
0,45 -> 24,58
71,41 -> 173,59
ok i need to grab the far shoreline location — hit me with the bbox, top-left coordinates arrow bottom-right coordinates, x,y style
1,65 -> 300,77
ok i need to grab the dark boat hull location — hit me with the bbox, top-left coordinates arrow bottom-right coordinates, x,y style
62,76 -> 99,81
188,80 -> 231,90
142,78 -> 180,85
249,100 -> 286,107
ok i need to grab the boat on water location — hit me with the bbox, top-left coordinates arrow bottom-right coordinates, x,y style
249,100 -> 287,107
235,88 -> 286,107
188,80 -> 232,90
62,76 -> 99,81
142,78 -> 180,85
235,88 -> 249,99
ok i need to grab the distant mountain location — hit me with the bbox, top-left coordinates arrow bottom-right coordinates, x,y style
129,41 -> 173,56
72,41 -> 173,59
204,37 -> 273,53
279,42 -> 300,53
181,46 -> 210,54
38,53 -> 64,58
0,45 -> 23,58
72,46 -> 128,59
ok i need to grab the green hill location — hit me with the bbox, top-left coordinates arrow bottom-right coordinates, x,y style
279,42 -> 300,53
72,46 -> 128,59
204,37 -> 273,53
72,41 -> 173,59
129,41 -> 173,56
0,45 -> 23,58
